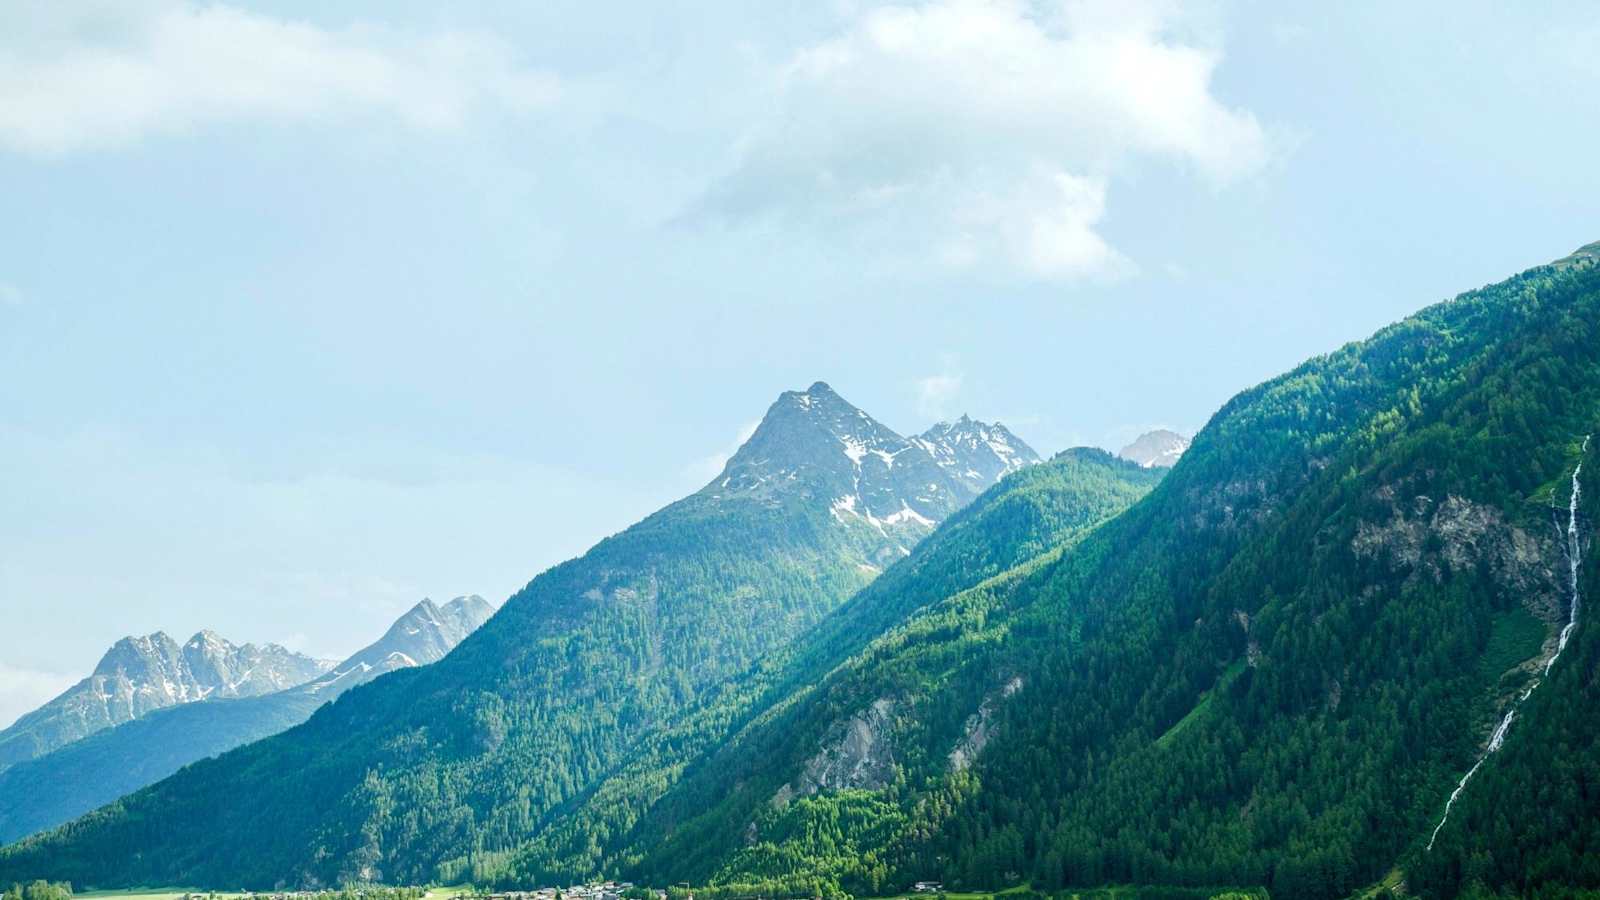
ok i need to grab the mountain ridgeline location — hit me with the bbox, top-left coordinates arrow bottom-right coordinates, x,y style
1117,429 -> 1191,469
0,596 -> 495,845
5,243 -> 1600,899
613,242 -> 1600,898
0,384 -> 1042,888
709,387 -> 1039,565
0,633 -> 332,772
497,447 -> 1165,886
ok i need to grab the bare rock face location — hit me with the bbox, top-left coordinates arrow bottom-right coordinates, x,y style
948,677 -> 1023,772
1233,610 -> 1263,669
774,698 -> 899,808
1351,492 -> 1562,622
1183,475 -> 1277,534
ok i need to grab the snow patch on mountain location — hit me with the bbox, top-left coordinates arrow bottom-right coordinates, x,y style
705,383 -> 1041,559
1118,429 -> 1191,468
0,630 -> 331,770
299,595 -> 495,696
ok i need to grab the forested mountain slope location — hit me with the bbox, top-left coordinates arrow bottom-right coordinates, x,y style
495,449 -> 1165,886
613,242 -> 1600,899
0,383 -> 1036,889
0,596 -> 495,845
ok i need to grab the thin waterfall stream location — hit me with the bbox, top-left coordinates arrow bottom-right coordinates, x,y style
1427,435 -> 1589,851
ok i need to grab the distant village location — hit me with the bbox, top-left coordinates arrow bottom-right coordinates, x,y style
452,883 -> 655,900
164,879 -> 963,900
178,882 -> 664,900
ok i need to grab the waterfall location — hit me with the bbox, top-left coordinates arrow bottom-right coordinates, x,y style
1426,434 -> 1589,851
1550,434 -> 1590,673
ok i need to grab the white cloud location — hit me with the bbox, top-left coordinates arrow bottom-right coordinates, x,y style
941,168 -> 1132,280
697,0 -> 1271,280
916,371 -> 964,420
0,662 -> 76,731
0,2 -> 560,155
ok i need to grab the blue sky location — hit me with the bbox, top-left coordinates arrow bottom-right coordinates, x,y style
3,0 -> 1598,726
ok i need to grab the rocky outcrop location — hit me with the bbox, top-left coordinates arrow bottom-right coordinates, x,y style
1234,609 -> 1263,668
1351,492 -> 1561,622
773,698 -> 898,808
948,677 -> 1023,772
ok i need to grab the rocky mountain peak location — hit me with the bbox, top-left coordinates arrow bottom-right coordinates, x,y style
702,383 -> 1041,560
913,416 -> 1040,494
0,627 -> 330,770
92,632 -> 180,677
185,629 -> 228,648
301,594 -> 496,696
1118,429 -> 1191,468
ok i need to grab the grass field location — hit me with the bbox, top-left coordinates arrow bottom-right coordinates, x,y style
73,884 -> 1266,900
868,886 -> 1264,900
77,883 -> 244,890
74,889 -> 470,900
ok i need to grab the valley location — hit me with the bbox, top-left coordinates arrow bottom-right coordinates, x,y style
7,4 -> 1598,896
5,243 -> 1600,899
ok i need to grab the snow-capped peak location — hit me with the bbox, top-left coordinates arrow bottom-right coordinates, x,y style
1117,429 -> 1191,468
301,594 -> 495,696
698,383 -> 1042,559
912,415 -> 1042,493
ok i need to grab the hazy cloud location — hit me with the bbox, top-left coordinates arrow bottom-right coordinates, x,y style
0,283 -> 21,307
0,1 -> 560,155
696,0 -> 1270,279
916,371 -> 964,420
687,419 -> 762,483
940,169 -> 1132,279
0,662 -> 76,731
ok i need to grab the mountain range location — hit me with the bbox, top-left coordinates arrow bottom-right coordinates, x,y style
0,385 -> 1041,889
706,384 -> 1038,564
0,633 -> 331,772
4,243 -> 1600,899
0,596 -> 494,845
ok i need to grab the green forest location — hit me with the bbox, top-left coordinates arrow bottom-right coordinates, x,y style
3,246 -> 1600,899
613,247 -> 1600,899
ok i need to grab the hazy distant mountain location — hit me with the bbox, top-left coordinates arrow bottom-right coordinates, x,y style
0,382 -> 1042,887
1117,429 -> 1191,468
912,415 -> 1039,495
299,595 -> 496,699
0,596 -> 494,844
0,632 -> 331,771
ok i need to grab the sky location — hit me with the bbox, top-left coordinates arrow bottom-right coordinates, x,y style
2,0 -> 1599,728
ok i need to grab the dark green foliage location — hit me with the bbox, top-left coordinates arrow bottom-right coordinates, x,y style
499,450 -> 1163,886
0,406 -> 1153,892
615,248 -> 1600,898
0,484 -> 891,888
8,244 -> 1600,898
0,445 -> 1156,892
1407,464 -> 1600,898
